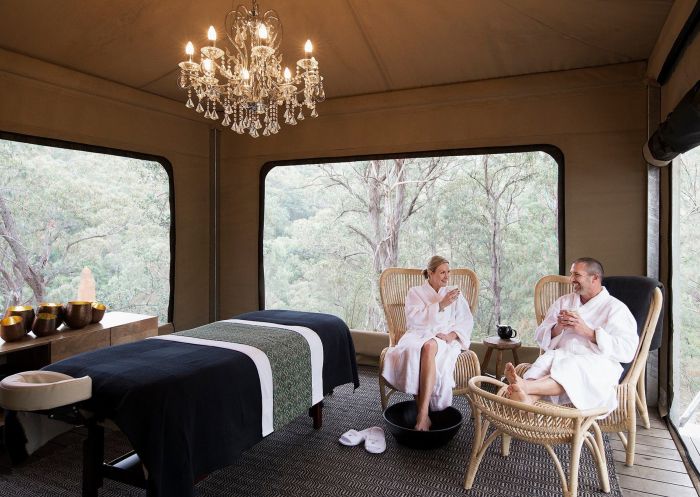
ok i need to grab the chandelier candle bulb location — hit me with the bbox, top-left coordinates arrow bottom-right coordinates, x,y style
177,0 -> 324,137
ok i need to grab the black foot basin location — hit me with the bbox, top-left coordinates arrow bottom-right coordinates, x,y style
383,400 -> 463,449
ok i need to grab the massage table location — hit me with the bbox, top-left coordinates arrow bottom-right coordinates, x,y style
0,310 -> 359,497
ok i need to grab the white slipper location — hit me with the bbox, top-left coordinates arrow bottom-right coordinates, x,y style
364,426 -> 386,454
339,428 -> 368,446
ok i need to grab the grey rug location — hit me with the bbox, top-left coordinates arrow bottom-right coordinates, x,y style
0,366 -> 621,497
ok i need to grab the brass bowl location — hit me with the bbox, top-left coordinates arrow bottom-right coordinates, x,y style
1,316 -> 27,342
38,302 -> 65,328
64,301 -> 92,329
6,305 -> 35,333
91,302 -> 106,323
32,312 -> 58,337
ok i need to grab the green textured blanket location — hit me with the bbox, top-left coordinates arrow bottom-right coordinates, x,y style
177,321 -> 312,430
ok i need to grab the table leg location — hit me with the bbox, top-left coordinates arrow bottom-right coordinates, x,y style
481,348 -> 493,375
512,348 -> 520,366
495,350 -> 503,381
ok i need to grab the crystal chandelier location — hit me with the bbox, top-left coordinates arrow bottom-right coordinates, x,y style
178,0 -> 325,137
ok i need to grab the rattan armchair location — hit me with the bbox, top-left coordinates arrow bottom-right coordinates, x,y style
598,281 -> 662,465
465,376 -> 610,497
378,267 -> 480,409
516,276 -> 663,466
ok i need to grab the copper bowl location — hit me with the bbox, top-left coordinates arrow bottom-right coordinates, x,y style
64,301 -> 92,329
91,302 -> 106,323
32,312 -> 58,337
1,316 -> 27,342
38,302 -> 64,328
6,305 -> 35,333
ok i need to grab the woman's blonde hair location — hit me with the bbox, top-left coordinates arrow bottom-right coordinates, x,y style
422,255 -> 449,279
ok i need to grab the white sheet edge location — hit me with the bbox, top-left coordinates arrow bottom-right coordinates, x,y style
224,319 -> 324,405
150,335 -> 274,437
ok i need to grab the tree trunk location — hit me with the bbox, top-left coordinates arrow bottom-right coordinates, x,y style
0,194 -> 46,303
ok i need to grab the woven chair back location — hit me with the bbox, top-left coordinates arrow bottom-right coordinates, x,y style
534,275 -> 574,325
379,267 -> 478,346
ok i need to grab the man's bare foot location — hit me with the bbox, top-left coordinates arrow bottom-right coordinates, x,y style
504,362 -> 525,388
506,383 -> 534,404
414,415 -> 432,431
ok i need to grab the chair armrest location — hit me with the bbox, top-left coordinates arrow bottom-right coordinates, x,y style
599,383 -> 635,429
455,350 -> 481,389
514,363 -> 532,378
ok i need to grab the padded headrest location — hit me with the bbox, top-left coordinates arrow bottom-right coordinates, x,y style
602,276 -> 664,382
0,371 -> 91,411
602,276 -> 664,349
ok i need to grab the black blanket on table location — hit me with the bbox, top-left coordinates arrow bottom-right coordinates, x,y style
234,310 -> 360,393
40,310 -> 358,497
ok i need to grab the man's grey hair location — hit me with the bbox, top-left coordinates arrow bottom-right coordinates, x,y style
573,257 -> 604,278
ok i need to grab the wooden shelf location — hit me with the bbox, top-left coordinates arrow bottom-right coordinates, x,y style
0,312 -> 157,364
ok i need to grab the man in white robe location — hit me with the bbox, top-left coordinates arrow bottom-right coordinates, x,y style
382,257 -> 473,430
506,257 -> 638,414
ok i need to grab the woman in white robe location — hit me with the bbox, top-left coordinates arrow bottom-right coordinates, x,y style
382,256 -> 474,430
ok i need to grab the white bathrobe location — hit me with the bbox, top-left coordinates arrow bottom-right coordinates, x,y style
524,287 -> 638,413
382,281 -> 474,410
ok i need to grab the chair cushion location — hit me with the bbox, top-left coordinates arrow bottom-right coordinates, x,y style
0,370 -> 91,411
602,276 -> 664,378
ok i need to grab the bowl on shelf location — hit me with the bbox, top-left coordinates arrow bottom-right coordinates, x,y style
1,316 -> 27,342
64,301 -> 93,329
91,302 -> 106,323
37,302 -> 64,328
6,306 -> 35,333
32,313 -> 59,337
383,400 -> 463,450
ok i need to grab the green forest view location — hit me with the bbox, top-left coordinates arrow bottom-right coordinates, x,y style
264,151 -> 559,346
0,139 -> 171,324
678,145 -> 700,425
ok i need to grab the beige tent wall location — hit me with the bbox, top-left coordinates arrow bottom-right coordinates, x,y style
0,49 -> 211,331
219,61 -> 649,321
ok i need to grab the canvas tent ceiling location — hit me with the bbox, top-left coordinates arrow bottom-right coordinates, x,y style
0,0 -> 674,102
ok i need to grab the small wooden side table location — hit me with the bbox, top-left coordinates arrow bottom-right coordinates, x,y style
481,336 -> 521,377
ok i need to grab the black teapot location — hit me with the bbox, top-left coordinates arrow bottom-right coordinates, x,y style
497,324 -> 518,340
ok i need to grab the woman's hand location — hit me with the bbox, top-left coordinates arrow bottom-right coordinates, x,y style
436,332 -> 458,343
438,288 -> 460,311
